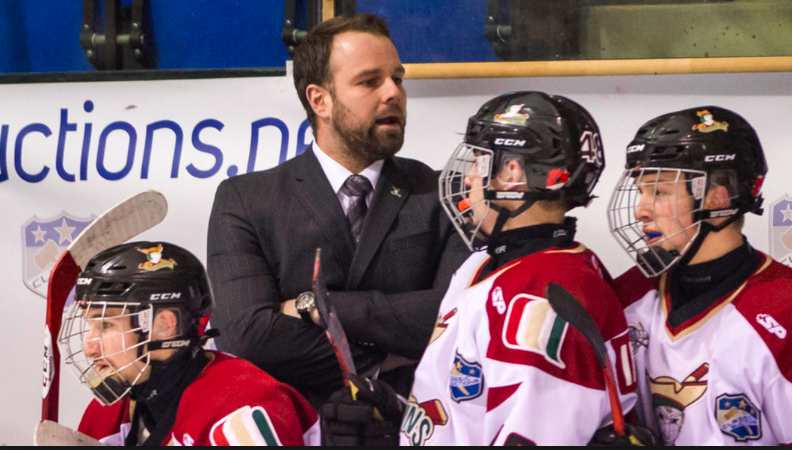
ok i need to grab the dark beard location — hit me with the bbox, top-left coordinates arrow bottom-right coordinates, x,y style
332,97 -> 405,167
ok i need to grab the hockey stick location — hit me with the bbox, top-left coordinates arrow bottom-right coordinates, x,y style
42,190 -> 168,423
545,282 -> 626,437
34,420 -> 105,446
312,248 -> 357,387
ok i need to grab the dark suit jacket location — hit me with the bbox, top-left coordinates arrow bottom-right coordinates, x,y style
207,147 -> 468,404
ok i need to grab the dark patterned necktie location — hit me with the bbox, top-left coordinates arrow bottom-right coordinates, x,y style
340,174 -> 374,245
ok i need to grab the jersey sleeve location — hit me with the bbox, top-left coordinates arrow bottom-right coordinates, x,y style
484,254 -> 638,445
763,376 -> 792,445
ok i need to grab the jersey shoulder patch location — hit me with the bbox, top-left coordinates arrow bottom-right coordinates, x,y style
210,406 -> 282,446
733,257 -> 792,383
613,266 -> 659,309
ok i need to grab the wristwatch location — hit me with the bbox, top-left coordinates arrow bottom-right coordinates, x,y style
295,291 -> 316,323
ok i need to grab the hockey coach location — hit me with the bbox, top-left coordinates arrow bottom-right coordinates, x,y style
207,14 -> 467,406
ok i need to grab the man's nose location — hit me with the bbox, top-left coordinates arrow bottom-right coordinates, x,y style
381,78 -> 403,105
84,326 -> 102,358
634,191 -> 654,223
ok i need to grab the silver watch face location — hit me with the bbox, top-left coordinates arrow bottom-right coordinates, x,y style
295,292 -> 315,312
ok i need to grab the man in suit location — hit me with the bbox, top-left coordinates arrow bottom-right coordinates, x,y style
207,14 -> 467,406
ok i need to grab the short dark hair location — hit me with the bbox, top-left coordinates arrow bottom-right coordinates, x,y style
293,14 -> 391,133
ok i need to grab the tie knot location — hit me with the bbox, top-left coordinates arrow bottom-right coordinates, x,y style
341,175 -> 373,198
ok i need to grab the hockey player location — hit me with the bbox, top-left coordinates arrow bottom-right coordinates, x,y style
608,106 -> 792,445
58,242 -> 321,446
400,92 -> 642,446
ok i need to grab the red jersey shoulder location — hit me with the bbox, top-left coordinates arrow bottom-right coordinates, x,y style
484,245 -> 629,391
732,256 -> 792,383
613,266 -> 659,309
78,397 -> 130,442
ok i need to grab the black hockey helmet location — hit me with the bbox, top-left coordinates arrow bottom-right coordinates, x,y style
608,106 -> 768,277
625,106 -> 767,218
465,91 -> 605,208
75,241 -> 214,336
60,242 -> 215,405
440,91 -> 605,250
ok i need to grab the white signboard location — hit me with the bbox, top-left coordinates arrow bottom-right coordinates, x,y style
1,71 -> 791,445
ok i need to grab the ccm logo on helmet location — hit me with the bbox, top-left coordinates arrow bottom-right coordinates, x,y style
494,138 -> 527,147
705,154 -> 736,163
627,144 -> 645,154
150,292 -> 182,301
709,209 -> 739,218
76,278 -> 93,286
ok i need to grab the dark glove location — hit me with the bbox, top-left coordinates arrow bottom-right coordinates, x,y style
320,374 -> 404,446
589,424 -> 659,446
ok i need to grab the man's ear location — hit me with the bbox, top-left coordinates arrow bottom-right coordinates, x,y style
704,185 -> 732,211
502,159 -> 527,189
152,310 -> 178,341
306,84 -> 332,122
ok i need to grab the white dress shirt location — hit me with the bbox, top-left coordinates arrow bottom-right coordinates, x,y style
313,142 -> 384,216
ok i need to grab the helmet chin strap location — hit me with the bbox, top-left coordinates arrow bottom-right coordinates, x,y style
487,199 -> 536,247
677,212 -> 742,268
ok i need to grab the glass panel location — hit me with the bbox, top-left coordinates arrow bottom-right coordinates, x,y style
357,0 -> 792,63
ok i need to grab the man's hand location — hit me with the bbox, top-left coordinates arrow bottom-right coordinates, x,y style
281,299 -> 322,325
320,374 -> 404,446
281,299 -> 299,318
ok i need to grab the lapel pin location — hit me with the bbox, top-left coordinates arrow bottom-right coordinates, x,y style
390,187 -> 402,198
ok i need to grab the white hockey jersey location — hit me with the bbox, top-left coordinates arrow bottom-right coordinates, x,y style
401,245 -> 638,446
615,253 -> 792,446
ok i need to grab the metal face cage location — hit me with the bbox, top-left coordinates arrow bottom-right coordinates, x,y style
608,167 -> 708,277
59,300 -> 153,406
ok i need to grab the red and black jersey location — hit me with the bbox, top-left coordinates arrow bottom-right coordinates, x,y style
78,351 -> 320,446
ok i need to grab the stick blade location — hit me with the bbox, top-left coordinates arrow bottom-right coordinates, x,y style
68,190 -> 168,268
34,421 -> 105,446
545,282 -> 608,368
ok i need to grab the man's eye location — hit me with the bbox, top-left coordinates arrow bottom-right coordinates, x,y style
393,77 -> 403,86
102,322 -> 113,330
360,78 -> 377,86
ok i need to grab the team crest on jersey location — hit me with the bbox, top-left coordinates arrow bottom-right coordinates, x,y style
502,294 -> 569,369
401,396 -> 448,446
692,110 -> 729,133
209,406 -> 282,446
648,363 -> 709,446
450,351 -> 484,403
770,195 -> 792,268
21,213 -> 95,298
628,322 -> 649,354
137,244 -> 177,271
716,394 -> 762,442
429,309 -> 458,345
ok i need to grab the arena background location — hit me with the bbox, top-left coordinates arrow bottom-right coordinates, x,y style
1,71 -> 791,444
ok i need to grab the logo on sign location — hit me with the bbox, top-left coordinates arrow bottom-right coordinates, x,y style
770,195 -> 792,268
22,213 -> 95,298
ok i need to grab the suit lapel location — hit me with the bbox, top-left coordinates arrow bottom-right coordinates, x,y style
347,158 -> 410,290
293,147 -> 356,273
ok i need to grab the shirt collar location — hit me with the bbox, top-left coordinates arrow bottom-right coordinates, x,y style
313,142 -> 384,194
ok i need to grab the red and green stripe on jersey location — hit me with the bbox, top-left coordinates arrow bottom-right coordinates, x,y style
485,247 -> 637,394
210,406 -> 282,446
